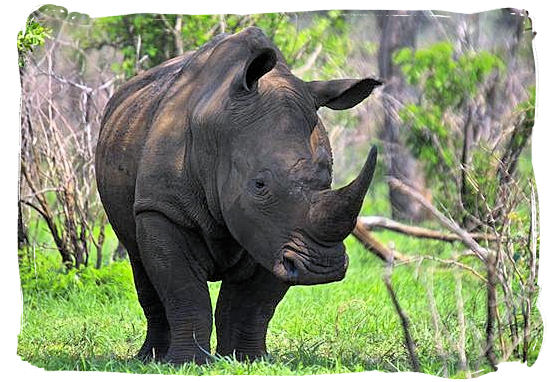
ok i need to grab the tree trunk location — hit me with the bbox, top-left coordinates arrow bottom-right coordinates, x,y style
376,11 -> 429,223
18,203 -> 28,249
113,240 -> 127,261
174,15 -> 184,56
95,224 -> 106,269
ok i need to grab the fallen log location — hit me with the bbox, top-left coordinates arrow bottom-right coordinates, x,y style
352,222 -> 408,263
352,223 -> 488,280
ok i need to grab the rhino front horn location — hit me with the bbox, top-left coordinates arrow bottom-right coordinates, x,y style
308,145 -> 377,242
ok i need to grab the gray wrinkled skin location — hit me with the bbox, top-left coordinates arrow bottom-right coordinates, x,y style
96,27 -> 380,364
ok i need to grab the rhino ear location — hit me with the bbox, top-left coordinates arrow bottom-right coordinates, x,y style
306,78 -> 383,110
243,48 -> 277,91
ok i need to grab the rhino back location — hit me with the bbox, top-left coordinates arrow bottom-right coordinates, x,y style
95,33 -> 230,243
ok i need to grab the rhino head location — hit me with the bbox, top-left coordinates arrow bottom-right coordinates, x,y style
189,27 -> 380,285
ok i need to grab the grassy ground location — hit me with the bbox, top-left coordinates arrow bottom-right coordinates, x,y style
17,181 -> 542,376
17,234 -> 541,377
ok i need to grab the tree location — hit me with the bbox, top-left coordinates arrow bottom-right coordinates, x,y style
78,11 -> 350,79
376,10 -> 431,223
19,6 -> 116,268
395,42 -> 503,217
17,14 -> 50,249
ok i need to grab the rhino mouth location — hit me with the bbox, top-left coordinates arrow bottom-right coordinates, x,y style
272,233 -> 349,285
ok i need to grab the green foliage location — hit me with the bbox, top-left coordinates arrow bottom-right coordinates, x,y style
85,14 -> 171,77
19,248 -> 134,299
395,43 -> 504,109
517,86 -> 536,129
75,11 -> 349,79
462,86 -> 535,223
394,42 -> 504,206
254,11 -> 350,79
17,17 -> 50,66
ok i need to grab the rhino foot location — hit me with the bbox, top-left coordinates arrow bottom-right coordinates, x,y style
163,349 -> 211,365
136,338 -> 170,362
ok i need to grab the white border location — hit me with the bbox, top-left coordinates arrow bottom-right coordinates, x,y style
2,1 -> 548,381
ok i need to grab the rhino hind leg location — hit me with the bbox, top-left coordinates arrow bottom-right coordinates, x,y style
128,257 -> 171,362
215,265 -> 289,361
135,211 -> 213,365
104,213 -> 171,362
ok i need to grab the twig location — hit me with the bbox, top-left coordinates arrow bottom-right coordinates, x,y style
485,252 -> 499,371
388,177 -> 490,263
425,267 -> 448,377
454,262 -> 471,377
523,183 -> 538,362
293,43 -> 323,76
411,256 -> 487,283
383,263 -> 420,372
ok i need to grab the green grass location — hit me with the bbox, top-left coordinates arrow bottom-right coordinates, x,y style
17,181 -> 542,376
17,231 -> 541,376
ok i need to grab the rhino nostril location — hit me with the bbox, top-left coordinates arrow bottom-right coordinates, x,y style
282,255 -> 298,279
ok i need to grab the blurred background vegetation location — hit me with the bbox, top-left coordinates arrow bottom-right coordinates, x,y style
17,5 -> 538,377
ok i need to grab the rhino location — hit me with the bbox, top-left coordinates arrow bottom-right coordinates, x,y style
96,26 -> 380,364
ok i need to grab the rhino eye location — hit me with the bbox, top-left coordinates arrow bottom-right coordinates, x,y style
254,179 -> 265,189
248,170 -> 273,197
248,177 -> 269,197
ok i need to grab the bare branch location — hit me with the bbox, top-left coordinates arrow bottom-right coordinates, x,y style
357,216 -> 499,242
383,264 -> 420,372
388,177 -> 490,262
410,255 -> 487,282
293,43 -> 323,76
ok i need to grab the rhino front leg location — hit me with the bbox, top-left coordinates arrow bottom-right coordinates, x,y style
136,211 -> 213,365
215,265 -> 289,361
